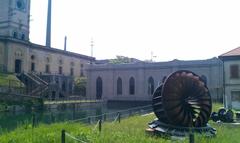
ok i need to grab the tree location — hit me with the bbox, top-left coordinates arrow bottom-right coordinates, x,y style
74,77 -> 87,96
109,56 -> 136,64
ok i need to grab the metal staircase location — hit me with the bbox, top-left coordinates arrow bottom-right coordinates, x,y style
17,72 -> 49,97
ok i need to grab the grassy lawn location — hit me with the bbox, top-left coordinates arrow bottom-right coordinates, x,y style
0,110 -> 239,143
0,73 -> 23,87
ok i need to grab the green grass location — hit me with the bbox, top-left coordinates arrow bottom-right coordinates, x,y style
0,73 -> 23,87
212,102 -> 224,111
0,111 -> 240,143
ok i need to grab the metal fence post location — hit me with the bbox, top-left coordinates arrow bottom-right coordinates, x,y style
32,114 -> 36,128
189,133 -> 194,143
88,117 -> 91,124
8,80 -> 10,92
61,129 -> 65,143
118,112 -> 121,123
99,120 -> 102,132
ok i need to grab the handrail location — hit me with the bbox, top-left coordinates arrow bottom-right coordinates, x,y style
23,73 -> 41,85
30,72 -> 48,85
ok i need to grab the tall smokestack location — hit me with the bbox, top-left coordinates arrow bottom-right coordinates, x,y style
46,0 -> 52,47
64,36 -> 67,51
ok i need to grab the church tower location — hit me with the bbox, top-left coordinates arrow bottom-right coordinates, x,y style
0,0 -> 30,41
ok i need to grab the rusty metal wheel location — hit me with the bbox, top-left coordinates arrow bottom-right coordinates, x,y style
153,70 -> 212,127
152,85 -> 169,124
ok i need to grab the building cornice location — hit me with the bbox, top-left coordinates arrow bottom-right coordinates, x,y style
87,58 -> 222,71
218,55 -> 240,61
0,36 -> 95,61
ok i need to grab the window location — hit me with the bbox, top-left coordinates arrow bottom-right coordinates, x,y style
31,62 -> 35,71
70,68 -> 74,76
231,91 -> 240,109
129,77 -> 135,95
15,59 -> 22,73
46,57 -> 50,63
21,33 -> 25,40
62,82 -> 66,92
80,69 -> 84,77
31,55 -> 35,60
59,66 -> 62,74
230,65 -> 239,79
96,77 -> 103,99
148,77 -> 154,95
117,77 -> 122,95
80,64 -> 84,77
45,64 -> 50,73
13,32 -> 18,38
59,59 -> 63,65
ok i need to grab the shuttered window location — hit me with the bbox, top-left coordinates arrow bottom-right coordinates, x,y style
230,65 -> 239,79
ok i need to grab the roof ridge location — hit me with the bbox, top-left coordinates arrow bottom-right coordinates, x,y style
219,47 -> 240,57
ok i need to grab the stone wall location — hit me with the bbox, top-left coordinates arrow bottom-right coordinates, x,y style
86,58 -> 223,102
0,38 -> 94,77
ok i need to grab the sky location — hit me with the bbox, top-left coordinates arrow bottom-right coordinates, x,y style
30,0 -> 240,61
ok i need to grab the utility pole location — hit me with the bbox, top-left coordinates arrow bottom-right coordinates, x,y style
151,51 -> 157,62
151,51 -> 153,62
64,36 -> 67,51
90,38 -> 94,57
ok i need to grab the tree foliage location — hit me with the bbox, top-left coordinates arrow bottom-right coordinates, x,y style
109,56 -> 134,64
74,77 -> 87,96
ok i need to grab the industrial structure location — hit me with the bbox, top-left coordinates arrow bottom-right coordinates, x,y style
0,0 -> 239,109
0,0 -> 94,99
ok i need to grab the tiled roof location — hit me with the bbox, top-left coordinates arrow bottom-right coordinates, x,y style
219,47 -> 240,57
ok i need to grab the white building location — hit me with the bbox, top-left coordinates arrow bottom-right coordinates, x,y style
219,47 -> 240,109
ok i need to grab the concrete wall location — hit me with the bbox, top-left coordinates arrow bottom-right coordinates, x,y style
86,58 -> 223,102
0,42 -> 5,65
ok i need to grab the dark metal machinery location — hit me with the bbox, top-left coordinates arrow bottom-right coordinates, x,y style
148,70 -> 216,137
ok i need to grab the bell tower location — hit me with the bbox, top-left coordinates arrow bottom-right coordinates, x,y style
0,0 -> 30,41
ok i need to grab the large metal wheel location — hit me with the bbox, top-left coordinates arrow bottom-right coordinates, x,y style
153,70 -> 212,127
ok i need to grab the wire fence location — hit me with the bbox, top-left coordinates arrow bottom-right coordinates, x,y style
28,104 -> 153,143
66,104 -> 152,124
62,130 -> 88,143
60,113 -> 196,143
60,104 -> 152,143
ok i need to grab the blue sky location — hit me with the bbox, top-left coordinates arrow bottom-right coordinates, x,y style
30,0 -> 240,61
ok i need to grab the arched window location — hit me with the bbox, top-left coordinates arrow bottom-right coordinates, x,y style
129,77 -> 135,95
70,68 -> 74,76
21,33 -> 25,40
62,81 -> 66,92
117,77 -> 122,95
96,77 -> 103,99
13,31 -> 18,38
148,77 -> 154,95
